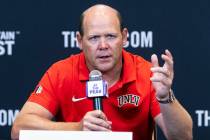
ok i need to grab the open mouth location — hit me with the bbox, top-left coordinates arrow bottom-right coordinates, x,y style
98,55 -> 110,59
97,55 -> 111,61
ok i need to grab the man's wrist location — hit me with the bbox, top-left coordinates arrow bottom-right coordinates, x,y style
156,89 -> 176,104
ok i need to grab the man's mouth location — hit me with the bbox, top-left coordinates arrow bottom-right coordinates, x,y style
98,55 -> 110,59
97,55 -> 111,61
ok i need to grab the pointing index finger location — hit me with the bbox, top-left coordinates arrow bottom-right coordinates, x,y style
151,54 -> 159,67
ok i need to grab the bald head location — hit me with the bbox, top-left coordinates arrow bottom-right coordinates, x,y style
79,4 -> 123,36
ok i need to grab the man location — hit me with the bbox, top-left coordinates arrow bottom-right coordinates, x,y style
11,4 -> 193,140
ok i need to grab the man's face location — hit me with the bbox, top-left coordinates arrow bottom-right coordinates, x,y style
77,9 -> 127,73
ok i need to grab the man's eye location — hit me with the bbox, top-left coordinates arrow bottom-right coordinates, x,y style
107,34 -> 116,39
89,36 -> 99,41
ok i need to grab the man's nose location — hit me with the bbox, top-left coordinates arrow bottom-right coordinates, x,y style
98,38 -> 108,50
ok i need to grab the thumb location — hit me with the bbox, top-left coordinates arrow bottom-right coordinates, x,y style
151,54 -> 159,67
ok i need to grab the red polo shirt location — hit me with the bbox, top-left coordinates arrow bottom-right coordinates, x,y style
28,49 -> 160,140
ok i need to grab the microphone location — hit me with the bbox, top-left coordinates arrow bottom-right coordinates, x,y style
86,70 -> 108,111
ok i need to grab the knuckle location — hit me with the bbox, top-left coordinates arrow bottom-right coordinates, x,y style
83,121 -> 88,129
166,70 -> 170,76
99,120 -> 106,127
83,115 -> 88,120
98,110 -> 103,116
168,80 -> 172,86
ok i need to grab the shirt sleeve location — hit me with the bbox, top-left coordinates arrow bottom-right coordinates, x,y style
28,64 -> 59,116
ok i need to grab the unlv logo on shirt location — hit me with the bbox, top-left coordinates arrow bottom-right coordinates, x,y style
117,94 -> 140,107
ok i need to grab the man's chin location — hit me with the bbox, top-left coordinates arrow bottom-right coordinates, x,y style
96,64 -> 113,73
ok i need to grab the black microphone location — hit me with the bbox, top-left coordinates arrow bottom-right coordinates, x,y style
87,70 -> 108,111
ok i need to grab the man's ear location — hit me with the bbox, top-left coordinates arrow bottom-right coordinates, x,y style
122,28 -> 128,46
76,31 -> 83,50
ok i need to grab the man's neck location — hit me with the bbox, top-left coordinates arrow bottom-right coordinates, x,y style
86,58 -> 123,88
102,62 -> 122,89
